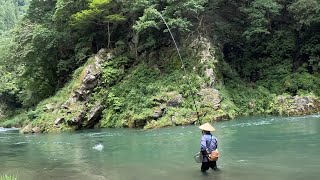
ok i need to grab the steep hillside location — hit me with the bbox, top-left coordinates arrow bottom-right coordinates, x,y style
16,36 -> 230,132
1,0 -> 320,132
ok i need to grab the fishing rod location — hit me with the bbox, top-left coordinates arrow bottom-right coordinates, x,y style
157,13 -> 201,124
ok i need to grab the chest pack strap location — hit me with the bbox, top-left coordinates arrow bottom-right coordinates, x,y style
206,135 -> 218,150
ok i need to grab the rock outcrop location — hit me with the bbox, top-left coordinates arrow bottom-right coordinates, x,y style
20,123 -> 33,134
18,49 -> 110,133
198,88 -> 221,110
85,103 -> 104,128
167,93 -> 184,107
190,36 -> 219,87
20,123 -> 43,134
273,95 -> 320,115
53,49 -> 109,130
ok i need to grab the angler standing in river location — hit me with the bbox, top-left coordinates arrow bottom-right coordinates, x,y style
199,123 -> 219,172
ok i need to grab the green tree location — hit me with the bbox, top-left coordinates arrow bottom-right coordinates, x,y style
130,0 -> 207,55
26,0 -> 56,23
0,0 -> 18,34
11,22 -> 59,107
242,0 -> 282,38
288,0 -> 320,72
71,0 -> 126,50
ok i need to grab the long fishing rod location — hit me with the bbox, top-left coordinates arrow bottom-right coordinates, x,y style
157,13 -> 201,124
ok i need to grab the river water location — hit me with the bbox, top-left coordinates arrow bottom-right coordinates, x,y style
1,115 -> 320,180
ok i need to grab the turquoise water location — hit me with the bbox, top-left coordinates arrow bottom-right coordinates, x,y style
1,115 -> 320,180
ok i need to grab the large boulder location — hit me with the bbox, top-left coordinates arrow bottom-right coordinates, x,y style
198,88 -> 221,110
167,92 -> 184,107
20,123 -> 43,134
82,64 -> 99,90
152,107 -> 165,119
85,104 -> 104,128
68,112 -> 86,126
32,126 -> 42,133
20,123 -> 33,134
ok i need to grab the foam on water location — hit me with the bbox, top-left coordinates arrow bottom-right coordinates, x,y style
93,143 -> 104,151
0,127 -> 20,132
88,132 -> 123,138
14,142 -> 27,145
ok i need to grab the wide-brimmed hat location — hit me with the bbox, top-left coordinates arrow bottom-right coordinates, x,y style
199,123 -> 215,131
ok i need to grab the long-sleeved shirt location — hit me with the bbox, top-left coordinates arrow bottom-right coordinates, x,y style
200,133 -> 218,162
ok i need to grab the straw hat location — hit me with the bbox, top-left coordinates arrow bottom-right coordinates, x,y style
199,123 -> 215,131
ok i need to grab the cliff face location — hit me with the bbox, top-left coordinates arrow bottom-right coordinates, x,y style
17,35 -> 228,133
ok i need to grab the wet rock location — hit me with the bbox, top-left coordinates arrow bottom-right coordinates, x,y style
51,49 -> 109,131
20,123 -> 33,134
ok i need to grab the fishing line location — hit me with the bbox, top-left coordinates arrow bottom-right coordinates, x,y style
158,13 -> 201,124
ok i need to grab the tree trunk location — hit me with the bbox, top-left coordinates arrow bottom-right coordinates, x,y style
293,29 -> 302,71
107,22 -> 111,49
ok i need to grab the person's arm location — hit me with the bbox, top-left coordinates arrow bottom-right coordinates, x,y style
200,136 -> 207,154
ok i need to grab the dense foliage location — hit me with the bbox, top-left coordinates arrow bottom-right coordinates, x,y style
0,175 -> 16,180
0,0 -> 319,127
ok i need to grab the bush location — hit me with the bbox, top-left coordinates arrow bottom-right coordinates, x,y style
283,72 -> 320,95
98,51 -> 204,128
0,175 -> 16,180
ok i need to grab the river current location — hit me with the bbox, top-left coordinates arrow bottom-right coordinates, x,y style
1,115 -> 319,180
